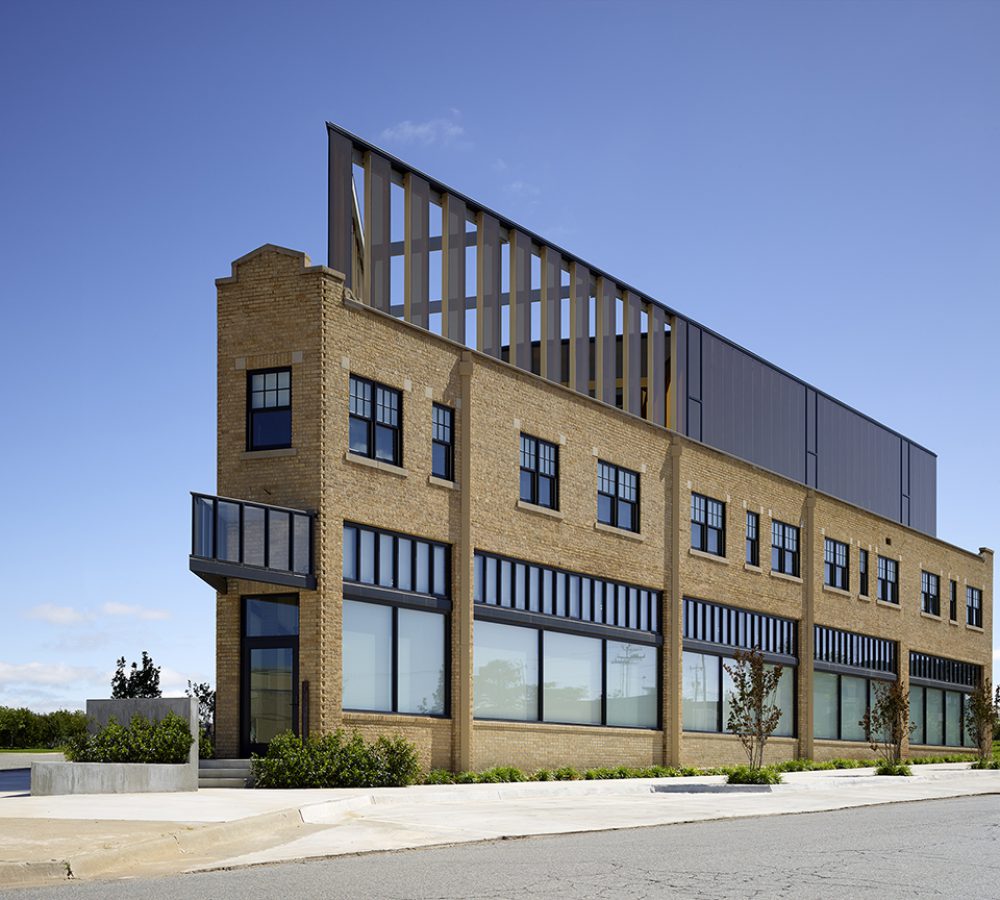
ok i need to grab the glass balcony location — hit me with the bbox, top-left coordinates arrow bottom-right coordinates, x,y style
190,492 -> 316,591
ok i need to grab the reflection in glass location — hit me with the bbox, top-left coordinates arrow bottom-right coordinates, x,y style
248,647 -> 293,745
473,621 -> 538,721
606,641 -> 657,727
343,600 -> 392,711
925,688 -> 944,745
813,671 -> 838,740
682,652 -> 719,732
840,674 -> 867,742
543,631 -> 601,725
397,609 -> 445,715
243,506 -> 265,567
245,596 -> 299,637
910,685 -> 925,745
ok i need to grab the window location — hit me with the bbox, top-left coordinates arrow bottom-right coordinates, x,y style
247,368 -> 291,450
349,375 -> 402,466
745,512 -> 759,566
771,520 -> 800,577
343,523 -> 448,597
967,586 -> 982,628
877,556 -> 899,604
431,404 -> 454,481
813,671 -> 893,742
921,571 -> 940,616
597,461 -> 640,532
691,493 -> 725,556
519,434 -> 558,509
824,539 -> 849,590
859,549 -> 869,597
949,579 -> 958,621
910,686 -> 976,748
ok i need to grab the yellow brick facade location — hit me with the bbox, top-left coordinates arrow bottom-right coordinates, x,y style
208,245 -> 993,769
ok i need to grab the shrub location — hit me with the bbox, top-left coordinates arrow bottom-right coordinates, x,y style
424,768 -> 457,784
862,680 -> 914,766
552,766 -> 583,781
198,726 -> 215,760
963,681 -> 999,768
65,712 -> 193,764
874,761 -> 912,776
726,765 -> 782,785
723,649 -> 784,772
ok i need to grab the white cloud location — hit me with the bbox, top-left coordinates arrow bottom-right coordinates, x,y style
381,113 -> 468,148
504,180 -> 541,199
24,604 -> 87,626
0,661 -> 101,690
100,602 -> 169,622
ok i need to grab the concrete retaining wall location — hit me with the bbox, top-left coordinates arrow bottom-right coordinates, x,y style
31,697 -> 199,795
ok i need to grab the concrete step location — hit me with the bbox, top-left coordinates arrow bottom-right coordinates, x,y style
198,776 -> 249,789
198,758 -> 251,788
199,758 -> 251,770
198,767 -> 250,779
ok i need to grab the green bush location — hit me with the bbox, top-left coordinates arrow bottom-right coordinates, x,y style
726,765 -> 783,785
874,761 -> 912,776
198,726 -> 215,760
64,713 -> 193,763
970,759 -> 999,770
250,729 -> 420,789
424,768 -> 457,784
0,706 -> 87,749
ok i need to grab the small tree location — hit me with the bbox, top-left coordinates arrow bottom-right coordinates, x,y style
963,679 -> 999,768
861,679 -> 914,769
723,648 -> 783,771
111,651 -> 161,699
186,680 -> 216,733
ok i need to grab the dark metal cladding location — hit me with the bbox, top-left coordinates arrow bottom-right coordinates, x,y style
441,193 -> 467,344
327,129 -> 354,288
477,212 -> 502,358
908,444 -> 937,536
596,277 -> 616,405
404,172 -> 430,329
541,247 -> 563,384
624,291 -> 642,416
509,230 -> 533,372
570,262 -> 591,394
648,304 -> 667,426
363,151 -> 392,312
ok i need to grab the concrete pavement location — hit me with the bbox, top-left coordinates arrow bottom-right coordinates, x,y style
1,764 -> 998,890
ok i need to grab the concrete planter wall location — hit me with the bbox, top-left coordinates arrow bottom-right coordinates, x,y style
31,697 -> 199,796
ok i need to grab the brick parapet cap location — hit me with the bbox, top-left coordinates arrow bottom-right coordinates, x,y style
215,243 -> 347,286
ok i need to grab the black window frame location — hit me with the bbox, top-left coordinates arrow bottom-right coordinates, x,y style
349,374 -> 403,466
690,493 -> 725,557
824,538 -> 850,591
247,367 -> 292,451
877,555 -> 899,605
431,403 -> 454,481
771,520 -> 800,577
859,548 -> 869,597
949,579 -> 958,621
745,511 -> 759,567
519,433 -> 559,510
597,460 -> 641,533
921,571 -> 940,617
966,586 -> 982,628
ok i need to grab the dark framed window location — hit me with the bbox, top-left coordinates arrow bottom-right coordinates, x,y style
859,549 -> 869,597
691,493 -> 725,556
349,375 -> 402,466
597,461 -> 640,532
966,586 -> 982,628
877,556 -> 899,604
813,671 -> 892,742
824,538 -> 849,590
745,512 -> 759,566
519,434 -> 558,509
247,368 -> 291,451
343,522 -> 449,598
949,579 -> 958,621
431,404 -> 454,481
921,571 -> 940,616
771,520 -> 800,577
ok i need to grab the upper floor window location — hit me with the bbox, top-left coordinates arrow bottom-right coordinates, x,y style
824,538 -> 849,590
597,461 -> 640,532
349,375 -> 402,466
519,434 -> 558,509
859,548 -> 869,597
247,368 -> 291,450
771,520 -> 800,577
949,579 -> 958,621
746,511 -> 759,567
691,493 -> 725,556
877,556 -> 899,604
921,571 -> 940,616
431,404 -> 454,481
966,586 -> 982,628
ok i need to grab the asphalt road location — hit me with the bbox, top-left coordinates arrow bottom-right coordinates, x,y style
3,795 -> 998,899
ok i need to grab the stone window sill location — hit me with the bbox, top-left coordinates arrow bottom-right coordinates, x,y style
595,521 -> 645,542
516,499 -> 564,521
744,563 -> 762,574
428,475 -> 458,491
821,584 -> 852,599
966,623 -> 984,633
241,447 -> 297,460
858,594 -> 872,603
948,619 -> 959,626
920,611 -> 942,622
769,570 -> 802,585
875,600 -> 901,612
343,451 -> 408,478
689,548 -> 727,565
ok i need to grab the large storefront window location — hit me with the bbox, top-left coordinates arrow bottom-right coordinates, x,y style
908,651 -> 980,749
606,641 -> 659,728
473,620 -> 538,721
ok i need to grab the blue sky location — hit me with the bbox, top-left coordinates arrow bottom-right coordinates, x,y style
1,0 -> 997,710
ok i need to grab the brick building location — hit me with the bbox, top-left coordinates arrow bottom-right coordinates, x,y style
190,124 -> 992,769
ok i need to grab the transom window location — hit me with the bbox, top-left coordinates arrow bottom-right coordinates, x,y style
691,493 -> 725,556
247,368 -> 291,451
771,520 -> 800,577
597,461 -> 640,532
877,556 -> 899,604
745,511 -> 759,566
921,571 -> 940,616
824,539 -> 849,590
431,404 -> 454,481
966,586 -> 982,627
349,375 -> 402,466
519,434 -> 558,509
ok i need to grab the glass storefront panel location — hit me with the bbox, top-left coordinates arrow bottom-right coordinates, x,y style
342,600 -> 392,711
813,671 -> 839,740
910,685 -> 924,744
606,641 -> 658,728
945,690 -> 962,747
925,688 -> 944,745
473,621 -> 538,721
397,608 -> 445,716
840,674 -> 867,742
683,652 -> 720,732
543,632 -> 602,725
248,647 -> 293,745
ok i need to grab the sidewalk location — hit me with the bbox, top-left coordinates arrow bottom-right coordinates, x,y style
1,764 -> 998,889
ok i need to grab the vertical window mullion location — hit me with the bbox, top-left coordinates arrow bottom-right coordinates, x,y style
391,605 -> 399,714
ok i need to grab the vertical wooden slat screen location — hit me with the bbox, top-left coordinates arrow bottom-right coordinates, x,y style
570,262 -> 591,394
404,172 -> 429,329
477,212 -> 502,358
327,129 -> 354,289
596,277 -> 616,404
363,151 -> 392,312
441,193 -> 468,344
508,230 -> 532,372
540,246 -> 563,383
624,291 -> 642,415
648,304 -> 667,425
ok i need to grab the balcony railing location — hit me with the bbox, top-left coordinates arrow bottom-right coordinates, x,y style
189,492 -> 316,591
